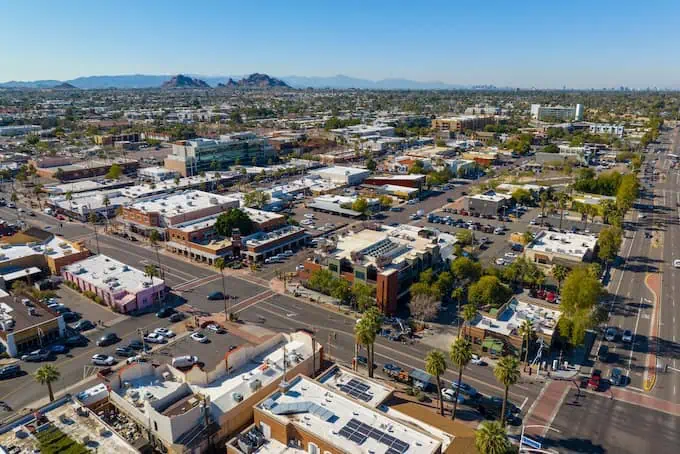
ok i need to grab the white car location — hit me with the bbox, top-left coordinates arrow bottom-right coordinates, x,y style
126,355 -> 147,364
441,388 -> 465,403
495,258 -> 506,266
153,327 -> 175,338
471,354 -> 485,365
207,324 -> 226,334
91,354 -> 116,366
304,213 -> 315,219
673,259 -> 680,268
529,219 -> 537,225
144,333 -> 166,344
504,252 -> 517,259
191,332 -> 209,343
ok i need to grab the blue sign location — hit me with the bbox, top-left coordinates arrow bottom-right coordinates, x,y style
522,436 -> 542,450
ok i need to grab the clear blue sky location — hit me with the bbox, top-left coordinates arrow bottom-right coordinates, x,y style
1,0 -> 679,88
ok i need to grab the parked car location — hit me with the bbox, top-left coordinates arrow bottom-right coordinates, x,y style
47,344 -> 68,354
169,312 -> 184,323
156,307 -> 175,318
115,347 -> 136,357
96,333 -> 120,347
172,355 -> 199,368
61,311 -> 79,323
0,365 -> 21,380
191,332 -> 209,343
598,344 -> 610,362
450,381 -> 478,398
610,367 -> 626,386
471,354 -> 486,366
65,334 -> 88,347
91,354 -> 116,366
153,327 -> 176,338
382,363 -> 401,376
207,324 -> 226,334
74,320 -> 95,331
605,327 -> 617,342
128,340 -> 151,352
622,329 -> 633,343
441,388 -> 465,404
589,369 -> 603,390
144,333 -> 166,344
21,349 -> 53,362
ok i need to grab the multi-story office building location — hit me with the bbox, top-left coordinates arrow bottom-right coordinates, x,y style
165,132 -> 275,176
431,115 -> 496,134
530,104 -> 584,122
304,224 -> 456,314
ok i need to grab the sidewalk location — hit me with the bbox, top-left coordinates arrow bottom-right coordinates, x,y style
520,379 -> 571,437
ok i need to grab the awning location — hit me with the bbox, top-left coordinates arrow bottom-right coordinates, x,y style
409,368 -> 432,384
1,267 -> 41,282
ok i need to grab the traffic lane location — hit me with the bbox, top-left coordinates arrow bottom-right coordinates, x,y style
544,388 -> 679,454
174,274 -> 266,311
244,294 -> 542,404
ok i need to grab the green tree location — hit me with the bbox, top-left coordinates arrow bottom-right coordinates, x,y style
105,163 -> 123,180
468,276 -> 512,309
352,281 -> 375,312
461,303 -> 478,336
449,337 -> 473,420
330,278 -> 351,303
542,143 -> 559,153
378,195 -> 393,209
598,226 -> 623,265
475,420 -> 510,454
558,193 -> 570,230
352,197 -> 369,215
539,191 -> 549,221
243,190 -> 271,209
558,266 -> 603,345
308,269 -> 335,294
366,158 -> 377,171
149,230 -> 163,281
215,208 -> 254,237
494,355 -> 520,426
511,188 -> 532,206
599,200 -> 616,225
26,134 -> 40,145
434,271 -> 454,300
144,264 -> 158,286
522,230 -> 534,245
456,229 -> 473,247
34,365 -> 60,402
551,264 -> 569,291
425,350 -> 448,416
355,317 -> 377,378
518,319 -> 535,370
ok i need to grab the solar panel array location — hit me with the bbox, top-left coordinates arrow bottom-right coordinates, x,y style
339,378 -> 372,402
338,418 -> 410,453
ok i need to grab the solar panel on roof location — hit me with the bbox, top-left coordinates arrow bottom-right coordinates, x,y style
349,432 -> 367,444
346,418 -> 361,430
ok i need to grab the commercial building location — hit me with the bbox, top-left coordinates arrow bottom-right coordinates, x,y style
0,289 -> 66,357
121,190 -> 239,236
530,104 -> 584,122
0,228 -> 90,287
463,191 -> 512,216
307,194 -> 380,218
120,171 -> 241,199
461,150 -> 499,167
241,226 -> 310,262
104,331 -> 321,453
165,133 -> 275,177
32,158 -> 139,181
329,124 -> 395,140
62,254 -> 166,314
43,178 -> 134,195
0,125 -> 41,136
464,297 -> 561,357
589,123 -> 624,137
139,166 -> 181,182
305,224 -> 456,314
431,115 -> 497,134
364,174 -> 425,190
93,132 -> 141,146
48,189 -> 131,222
309,166 -> 371,186
524,230 -> 597,269
229,368 -> 443,454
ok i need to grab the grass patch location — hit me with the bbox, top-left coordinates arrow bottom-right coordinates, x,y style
35,426 -> 89,454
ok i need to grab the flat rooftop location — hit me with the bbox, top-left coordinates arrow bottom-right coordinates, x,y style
120,171 -> 239,199
128,190 -> 237,217
472,298 -> 561,337
311,166 -> 370,177
0,397 -> 137,453
467,191 -> 511,203
38,158 -> 136,172
527,230 -> 598,259
50,190 -> 131,212
0,296 -> 59,333
259,376 -> 441,454
62,254 -> 164,294
245,225 -> 307,248
318,365 -> 392,407
242,207 -> 286,225
0,234 -> 82,263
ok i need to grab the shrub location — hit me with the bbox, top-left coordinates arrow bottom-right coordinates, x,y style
94,296 -> 104,305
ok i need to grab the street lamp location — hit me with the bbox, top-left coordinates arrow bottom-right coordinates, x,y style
519,424 -> 561,453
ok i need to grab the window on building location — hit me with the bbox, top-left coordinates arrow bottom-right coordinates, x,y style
308,442 -> 319,454
355,270 -> 365,280
328,263 -> 338,272
154,421 -> 158,431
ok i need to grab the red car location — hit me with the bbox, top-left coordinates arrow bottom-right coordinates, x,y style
545,292 -> 556,303
536,289 -> 546,299
588,369 -> 602,390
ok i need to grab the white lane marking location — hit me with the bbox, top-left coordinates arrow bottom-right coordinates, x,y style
627,297 -> 644,376
519,396 -> 529,410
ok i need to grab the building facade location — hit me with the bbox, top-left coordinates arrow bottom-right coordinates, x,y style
531,104 -> 584,122
431,116 -> 496,134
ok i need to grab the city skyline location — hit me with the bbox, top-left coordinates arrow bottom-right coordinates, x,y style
1,0 -> 679,88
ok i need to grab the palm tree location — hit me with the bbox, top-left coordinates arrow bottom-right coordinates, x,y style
558,193 -> 569,230
539,192 -> 549,224
425,350 -> 447,416
579,204 -> 590,230
518,319 -> 535,371
65,191 -> 73,213
493,355 -> 520,426
34,365 -> 60,402
33,184 -> 43,209
451,287 -> 465,336
88,212 -> 100,254
449,337 -> 473,420
551,264 -> 569,292
214,257 -> 229,319
102,196 -> 111,232
149,230 -> 163,281
361,307 -> 382,376
354,318 -> 376,378
475,420 -> 509,454
461,304 -> 478,338
522,231 -> 534,245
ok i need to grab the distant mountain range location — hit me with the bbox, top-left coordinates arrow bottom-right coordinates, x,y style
161,74 -> 210,88
0,73 -> 477,90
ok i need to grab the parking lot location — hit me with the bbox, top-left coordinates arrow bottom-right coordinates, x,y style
290,204 -> 349,237
55,286 -> 124,329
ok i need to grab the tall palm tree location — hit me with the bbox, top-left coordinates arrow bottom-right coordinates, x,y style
425,350 -> 447,416
361,307 -> 382,375
551,264 -> 569,292
518,319 -> 535,371
33,184 -> 43,209
34,365 -> 60,402
65,191 -> 73,213
475,420 -> 510,454
449,337 -> 473,420
451,287 -> 465,336
558,193 -> 569,230
88,212 -> 100,254
354,319 -> 374,377
493,356 -> 520,426
214,257 -> 229,319
461,304 -> 478,338
579,204 -> 590,230
102,196 -> 111,232
149,230 -> 163,281
144,264 -> 158,286
539,192 -> 549,224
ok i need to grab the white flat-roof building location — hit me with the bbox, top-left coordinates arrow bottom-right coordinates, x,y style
139,166 -> 180,182
589,123 -> 624,137
309,166 -> 371,186
120,171 -> 240,199
48,189 -> 131,221
62,254 -> 166,314
524,230 -> 597,268
330,124 -> 395,139
464,190 -> 513,215
531,104 -> 584,122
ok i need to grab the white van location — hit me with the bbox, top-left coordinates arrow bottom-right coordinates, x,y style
44,208 -> 53,215
172,355 -> 198,368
